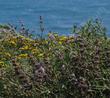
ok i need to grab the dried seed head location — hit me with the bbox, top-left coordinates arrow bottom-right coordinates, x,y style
33,62 -> 46,83
12,58 -> 32,90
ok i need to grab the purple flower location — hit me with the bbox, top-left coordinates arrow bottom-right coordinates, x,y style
48,33 -> 55,40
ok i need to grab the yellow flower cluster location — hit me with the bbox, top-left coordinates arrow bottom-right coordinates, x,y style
0,31 -> 74,64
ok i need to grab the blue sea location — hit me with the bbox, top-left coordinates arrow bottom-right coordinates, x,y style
0,0 -> 110,35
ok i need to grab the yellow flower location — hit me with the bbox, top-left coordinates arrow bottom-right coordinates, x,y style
44,40 -> 49,44
54,33 -> 58,37
0,61 -> 4,67
18,54 -> 28,59
31,49 -> 39,54
10,41 -> 16,46
5,52 -> 11,57
58,41 -> 62,45
38,53 -> 44,57
20,45 -> 30,50
59,36 -> 67,42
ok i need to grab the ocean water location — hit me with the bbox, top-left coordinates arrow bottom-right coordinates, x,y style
0,0 -> 110,35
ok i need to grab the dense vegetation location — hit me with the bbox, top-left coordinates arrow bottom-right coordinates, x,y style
0,20 -> 110,98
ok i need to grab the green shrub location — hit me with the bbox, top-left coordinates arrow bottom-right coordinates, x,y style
0,20 -> 110,98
